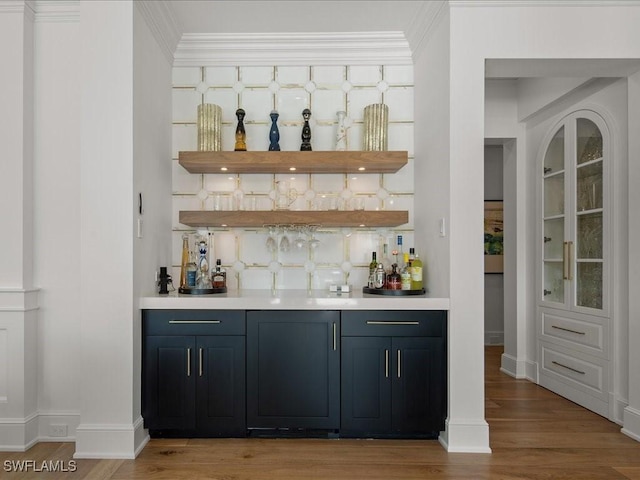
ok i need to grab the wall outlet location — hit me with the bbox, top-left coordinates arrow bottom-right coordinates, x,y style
49,424 -> 68,437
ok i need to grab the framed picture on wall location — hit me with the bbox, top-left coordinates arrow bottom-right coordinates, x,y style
484,200 -> 504,273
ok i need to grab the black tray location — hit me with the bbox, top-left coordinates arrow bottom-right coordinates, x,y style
178,287 -> 227,295
363,287 -> 426,296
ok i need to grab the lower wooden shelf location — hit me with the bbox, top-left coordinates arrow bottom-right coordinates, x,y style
179,210 -> 409,228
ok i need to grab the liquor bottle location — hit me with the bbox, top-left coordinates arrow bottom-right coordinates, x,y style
382,243 -> 393,275
196,240 -> 212,289
212,259 -> 226,288
396,235 -> 405,269
186,250 -> 197,288
179,234 -> 189,288
400,253 -> 412,290
410,248 -> 423,291
387,263 -> 401,290
368,251 -> 378,287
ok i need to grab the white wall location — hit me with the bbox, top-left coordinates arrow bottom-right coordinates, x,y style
33,12 -> 82,440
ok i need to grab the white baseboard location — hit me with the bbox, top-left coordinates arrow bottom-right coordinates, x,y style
622,406 -> 640,442
484,331 -> 504,346
610,393 -> 627,426
0,412 -> 39,452
439,418 -> 492,453
37,412 -> 81,442
74,416 -> 149,459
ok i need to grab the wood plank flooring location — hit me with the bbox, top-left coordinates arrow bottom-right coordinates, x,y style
2,346 -> 639,479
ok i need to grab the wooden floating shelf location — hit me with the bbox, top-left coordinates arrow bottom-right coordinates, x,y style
179,210 -> 409,228
178,151 -> 408,174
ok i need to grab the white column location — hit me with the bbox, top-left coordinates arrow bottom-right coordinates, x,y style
0,1 -> 38,451
73,1 -> 145,459
622,70 -> 640,441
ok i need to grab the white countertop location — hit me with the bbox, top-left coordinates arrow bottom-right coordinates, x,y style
139,289 -> 450,311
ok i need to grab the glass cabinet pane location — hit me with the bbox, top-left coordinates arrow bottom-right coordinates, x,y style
576,161 -> 603,212
544,218 -> 564,259
544,126 -> 564,174
576,262 -> 603,309
577,118 -> 603,164
577,212 -> 603,259
544,173 -> 564,217
543,261 -> 564,303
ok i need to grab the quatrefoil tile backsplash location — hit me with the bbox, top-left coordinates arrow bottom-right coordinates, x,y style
172,65 -> 415,290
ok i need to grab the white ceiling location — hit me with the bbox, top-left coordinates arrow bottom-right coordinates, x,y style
167,1 -> 425,35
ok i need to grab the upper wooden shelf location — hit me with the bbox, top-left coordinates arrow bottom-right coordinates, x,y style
179,210 -> 409,228
178,151 -> 408,174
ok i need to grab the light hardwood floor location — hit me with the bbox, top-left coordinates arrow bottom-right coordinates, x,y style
2,346 -> 640,479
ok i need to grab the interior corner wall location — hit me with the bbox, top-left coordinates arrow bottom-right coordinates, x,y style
132,0 -> 173,438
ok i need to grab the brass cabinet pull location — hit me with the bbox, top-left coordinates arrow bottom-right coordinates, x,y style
333,323 -> 337,351
397,349 -> 401,378
567,241 -> 574,281
551,325 -> 586,335
199,348 -> 203,377
385,349 -> 389,378
187,348 -> 191,377
552,360 -> 585,375
169,320 -> 221,324
366,321 -> 420,325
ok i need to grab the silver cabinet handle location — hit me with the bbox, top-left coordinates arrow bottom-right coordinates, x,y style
366,321 -> 420,325
563,241 -> 569,280
397,349 -> 401,378
552,360 -> 585,375
187,348 -> 191,377
199,348 -> 203,377
333,322 -> 337,351
552,325 -> 586,335
567,241 -> 574,281
385,349 -> 389,378
169,320 -> 221,324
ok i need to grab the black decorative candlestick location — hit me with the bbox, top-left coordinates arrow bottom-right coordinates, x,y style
269,110 -> 280,151
234,108 -> 247,151
300,108 -> 312,151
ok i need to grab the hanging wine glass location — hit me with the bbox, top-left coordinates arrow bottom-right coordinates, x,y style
279,226 -> 291,252
308,225 -> 320,250
294,225 -> 307,249
265,225 -> 277,253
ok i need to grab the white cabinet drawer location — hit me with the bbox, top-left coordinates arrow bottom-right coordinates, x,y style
541,311 -> 606,356
539,342 -> 608,401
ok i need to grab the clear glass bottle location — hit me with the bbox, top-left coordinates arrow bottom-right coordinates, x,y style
387,263 -> 401,290
396,235 -> 404,269
368,251 -> 378,287
400,253 -> 412,290
382,243 -> 393,275
196,240 -> 212,289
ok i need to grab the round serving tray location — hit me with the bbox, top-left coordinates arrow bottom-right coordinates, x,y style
178,287 -> 227,295
362,287 -> 426,296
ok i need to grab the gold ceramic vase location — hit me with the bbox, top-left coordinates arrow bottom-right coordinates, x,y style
363,103 -> 388,151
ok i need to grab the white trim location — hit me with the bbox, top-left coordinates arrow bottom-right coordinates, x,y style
622,406 -> 640,442
74,416 -> 148,459
34,0 -> 79,23
135,0 -> 180,65
439,418 -> 492,453
0,288 -> 39,312
0,412 -> 38,452
173,32 -> 413,67
0,1 -> 35,17
406,0 -> 447,62
451,0 -> 640,7
500,352 -> 530,379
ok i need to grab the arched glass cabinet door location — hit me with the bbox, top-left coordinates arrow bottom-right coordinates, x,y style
541,110 -> 608,314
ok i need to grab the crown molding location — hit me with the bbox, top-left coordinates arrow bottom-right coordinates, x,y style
135,0 -> 181,65
0,1 -> 35,20
33,1 -> 78,23
173,31 -> 412,67
406,1 -> 447,62
450,0 -> 640,6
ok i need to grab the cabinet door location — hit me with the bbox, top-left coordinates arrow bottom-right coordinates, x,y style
392,337 -> 445,434
341,337 -> 391,434
196,336 -> 246,436
143,336 -> 196,430
247,310 -> 340,429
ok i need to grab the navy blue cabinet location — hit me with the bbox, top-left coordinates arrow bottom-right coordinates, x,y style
341,310 -> 446,438
246,310 -> 340,431
142,310 -> 246,437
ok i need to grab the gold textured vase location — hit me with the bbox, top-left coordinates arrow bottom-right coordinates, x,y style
363,103 -> 388,151
197,103 -> 222,151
